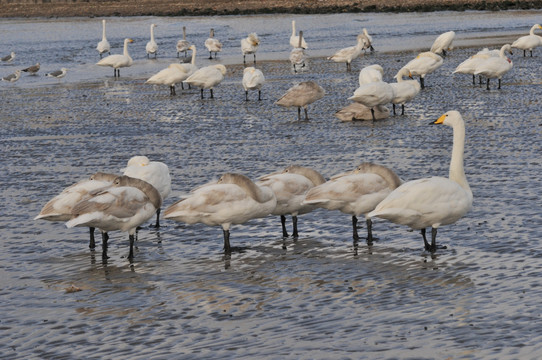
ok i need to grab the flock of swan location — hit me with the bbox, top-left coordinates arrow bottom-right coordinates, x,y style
24,19 -> 540,260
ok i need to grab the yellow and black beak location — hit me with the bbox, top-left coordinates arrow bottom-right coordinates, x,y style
430,113 -> 447,125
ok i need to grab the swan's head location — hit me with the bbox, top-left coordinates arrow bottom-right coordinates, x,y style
394,67 -> 411,79
151,24 -> 157,29
125,38 -> 134,44
501,44 -> 513,55
432,110 -> 463,127
188,45 -> 196,51
248,33 -> 260,46
215,64 -> 227,75
126,155 -> 150,167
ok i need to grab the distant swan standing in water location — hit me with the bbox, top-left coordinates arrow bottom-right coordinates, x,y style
242,67 -> 265,101
185,64 -> 227,99
97,38 -> 134,77
290,20 -> 308,49
205,28 -> 222,59
511,24 -> 542,57
241,33 -> 260,64
96,19 -> 111,58
276,80 -> 325,120
146,24 -> 158,58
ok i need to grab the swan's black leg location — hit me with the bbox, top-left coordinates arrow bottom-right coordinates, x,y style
420,77 -> 425,89
245,90 -> 249,101
89,227 -> 96,249
352,215 -> 360,242
281,215 -> 289,238
392,104 -> 396,115
430,227 -> 438,253
366,218 -> 373,244
421,228 -> 431,251
292,216 -> 299,238
128,234 -> 135,259
223,229 -> 231,253
401,104 -> 405,115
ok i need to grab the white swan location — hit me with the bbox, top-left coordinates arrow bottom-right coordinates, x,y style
473,44 -> 513,90
360,28 -> 374,52
122,156 -> 171,228
368,111 -> 473,252
35,172 -> 117,249
96,19 -> 110,58
242,67 -> 265,101
204,28 -> 222,59
22,62 -> 40,75
453,48 -> 500,85
511,24 -> 542,57
1,52 -> 15,62
257,165 -> 326,238
290,20 -> 308,49
185,64 -> 227,99
45,68 -> 68,79
276,81 -> 325,120
146,24 -> 158,58
303,163 -> 401,243
402,51 -> 443,89
328,34 -> 366,71
66,175 -> 162,259
164,173 -> 276,253
2,70 -> 21,82
146,45 -> 198,95
97,38 -> 134,77
176,26 -> 191,58
241,33 -> 260,64
430,31 -> 455,56
349,71 -> 395,121
390,67 -> 421,115
289,30 -> 306,73
359,64 -> 384,85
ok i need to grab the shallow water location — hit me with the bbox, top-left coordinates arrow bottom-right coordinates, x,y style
1,10 -> 542,359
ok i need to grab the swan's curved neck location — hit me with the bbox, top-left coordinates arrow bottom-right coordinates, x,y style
123,40 -> 130,56
449,121 -> 471,194
191,48 -> 196,65
102,21 -> 107,40
499,46 -> 508,58
530,25 -> 538,35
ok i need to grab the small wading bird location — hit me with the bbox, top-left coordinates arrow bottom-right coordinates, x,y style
164,173 -> 276,253
2,70 -> 21,82
45,68 -> 68,79
1,52 -> 15,62
257,165 -> 326,238
304,163 -> 401,244
22,62 -> 40,75
97,38 -> 134,78
369,111 -> 473,253
276,80 -> 325,121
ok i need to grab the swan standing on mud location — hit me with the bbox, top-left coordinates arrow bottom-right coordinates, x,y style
276,80 -> 325,120
473,44 -> 513,90
390,67 -> 421,115
97,38 -> 134,77
146,24 -> 158,58
430,31 -> 455,56
328,34 -> 366,71
146,45 -> 198,95
205,28 -> 222,59
241,33 -> 260,64
185,64 -> 227,99
369,111 -> 473,252
511,24 -> 542,57
242,67 -> 265,101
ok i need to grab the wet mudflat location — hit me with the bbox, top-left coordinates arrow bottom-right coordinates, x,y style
1,11 -> 541,359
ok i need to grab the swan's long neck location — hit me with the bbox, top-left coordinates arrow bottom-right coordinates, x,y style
191,47 -> 196,65
123,40 -> 130,57
449,120 -> 471,194
182,26 -> 186,40
150,25 -> 155,41
292,21 -> 296,37
499,45 -> 509,58
102,20 -> 107,40
530,25 -> 538,35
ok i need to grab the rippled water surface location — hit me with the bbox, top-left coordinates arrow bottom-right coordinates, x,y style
1,10 -> 541,359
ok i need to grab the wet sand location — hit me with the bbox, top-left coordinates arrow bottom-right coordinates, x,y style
1,0 -> 542,18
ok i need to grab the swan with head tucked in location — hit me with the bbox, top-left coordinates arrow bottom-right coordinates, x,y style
328,34 -> 366,71
241,33 -> 260,64
303,163 -> 401,243
176,26 -> 191,58
96,19 -> 110,58
349,66 -> 395,121
185,64 -> 227,99
473,44 -> 513,90
430,31 -> 455,56
122,155 -> 171,228
359,64 -> 384,85
146,45 -> 198,95
146,24 -> 158,58
453,48 -> 500,85
368,111 -> 473,252
97,38 -> 134,77
257,165 -> 326,238
66,175 -> 162,259
290,20 -> 308,49
164,173 -> 276,253
402,51 -> 443,89
35,172 -> 117,249
242,66 -> 265,101
205,28 -> 222,59
390,67 -> 421,115
511,24 -> 542,57
276,80 -> 325,120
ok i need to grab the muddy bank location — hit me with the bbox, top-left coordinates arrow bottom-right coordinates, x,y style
1,0 -> 542,18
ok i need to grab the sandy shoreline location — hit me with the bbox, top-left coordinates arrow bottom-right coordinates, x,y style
0,0 -> 541,18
